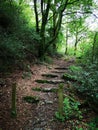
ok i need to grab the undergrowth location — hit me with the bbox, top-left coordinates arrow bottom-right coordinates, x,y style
55,97 -> 82,121
68,63 -> 98,112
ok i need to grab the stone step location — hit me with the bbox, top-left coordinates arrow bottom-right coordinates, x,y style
55,67 -> 68,70
23,96 -> 39,104
41,73 -> 58,78
35,79 -> 65,84
51,71 -> 65,74
32,87 -> 57,93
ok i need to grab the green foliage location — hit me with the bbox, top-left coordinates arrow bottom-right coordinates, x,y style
70,63 -> 98,112
78,32 -> 98,63
0,34 -> 24,59
0,1 -> 40,72
69,65 -> 82,72
62,73 -> 78,82
32,87 -> 41,92
75,128 -> 84,130
88,117 -> 98,130
44,55 -> 53,64
57,83 -> 64,121
79,42 -> 93,63
67,47 -> 75,56
55,111 -> 65,121
63,97 -> 82,119
55,97 -> 82,121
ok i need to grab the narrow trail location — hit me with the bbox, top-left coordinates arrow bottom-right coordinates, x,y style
0,57 -> 75,130
23,58 -> 74,130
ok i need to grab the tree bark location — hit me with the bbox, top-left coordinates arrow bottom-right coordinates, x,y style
37,0 -> 69,58
74,34 -> 78,55
65,28 -> 68,55
34,0 -> 39,33
92,32 -> 97,63
39,0 -> 51,59
74,33 -> 82,56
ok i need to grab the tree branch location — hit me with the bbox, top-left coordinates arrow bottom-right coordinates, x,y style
63,11 -> 92,16
67,0 -> 78,5
92,13 -> 98,19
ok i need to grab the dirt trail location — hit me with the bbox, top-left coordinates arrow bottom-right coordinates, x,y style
0,57 -> 76,130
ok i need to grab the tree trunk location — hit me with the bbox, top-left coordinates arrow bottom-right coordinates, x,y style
39,0 -> 51,59
34,0 -> 39,33
45,0 -> 69,53
34,0 -> 69,59
52,0 -> 57,52
92,32 -> 97,63
74,34 -> 78,55
65,28 -> 68,55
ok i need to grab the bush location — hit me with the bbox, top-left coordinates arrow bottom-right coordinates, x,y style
70,63 -> 98,112
0,1 -> 40,72
55,97 -> 82,121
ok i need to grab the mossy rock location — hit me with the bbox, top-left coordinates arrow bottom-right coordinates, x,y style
32,87 -> 42,92
51,71 -> 65,74
0,78 -> 6,86
35,79 -> 64,84
35,79 -> 49,83
42,74 -> 58,78
42,88 -> 57,92
55,67 -> 68,70
23,96 -> 39,104
22,71 -> 32,79
11,110 -> 17,118
32,87 -> 57,93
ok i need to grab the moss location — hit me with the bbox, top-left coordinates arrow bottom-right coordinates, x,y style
23,96 -> 39,104
62,73 -> 77,82
32,87 -> 57,93
58,84 -> 64,118
22,71 -> 32,79
35,79 -> 64,84
42,88 -> 57,93
32,87 -> 42,91
35,79 -> 49,83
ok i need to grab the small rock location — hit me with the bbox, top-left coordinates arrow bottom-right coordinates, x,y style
45,100 -> 53,104
41,121 -> 47,127
34,128 -> 44,130
0,78 -> 6,87
38,101 -> 45,106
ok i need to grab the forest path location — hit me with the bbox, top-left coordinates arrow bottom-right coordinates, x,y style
1,57 -> 75,130
22,57 -> 74,130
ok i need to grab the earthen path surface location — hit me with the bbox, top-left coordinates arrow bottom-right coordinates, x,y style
0,57 -> 79,130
